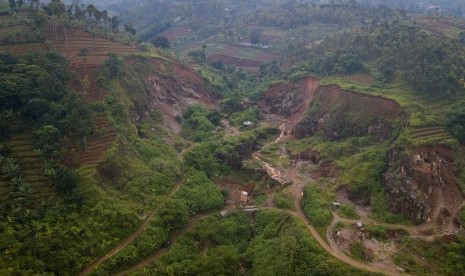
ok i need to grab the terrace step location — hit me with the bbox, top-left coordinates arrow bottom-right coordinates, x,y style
411,129 -> 449,139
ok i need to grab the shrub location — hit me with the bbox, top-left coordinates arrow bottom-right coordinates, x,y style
301,185 -> 331,228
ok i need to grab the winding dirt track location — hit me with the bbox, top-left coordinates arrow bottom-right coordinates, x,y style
251,78 -> 403,276
79,182 -> 183,276
84,78 -> 408,275
115,210 -> 220,276
79,152 -> 188,276
116,78 -> 397,275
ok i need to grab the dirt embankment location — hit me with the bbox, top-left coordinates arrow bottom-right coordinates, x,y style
383,145 -> 464,234
294,85 -> 403,141
260,77 -> 319,137
140,58 -> 219,134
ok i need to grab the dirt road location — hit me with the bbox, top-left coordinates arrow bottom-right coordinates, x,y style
79,149 -> 189,276
251,77 -> 405,275
115,210 -> 222,276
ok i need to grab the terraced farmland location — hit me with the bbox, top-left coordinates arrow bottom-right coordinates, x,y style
0,133 -> 54,203
409,126 -> 453,143
43,27 -> 137,66
78,117 -> 118,166
70,64 -> 107,102
42,26 -> 136,166
0,14 -> 47,54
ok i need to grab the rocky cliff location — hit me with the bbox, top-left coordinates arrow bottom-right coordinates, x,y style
383,145 -> 464,233
259,77 -> 319,135
124,57 -> 219,134
294,85 -> 402,141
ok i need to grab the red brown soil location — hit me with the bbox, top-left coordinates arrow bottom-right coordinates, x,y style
285,78 -> 319,135
410,145 -> 464,234
160,24 -> 192,42
0,42 -> 48,54
145,58 -> 217,133
416,16 -> 458,37
43,26 -> 137,66
260,77 -> 319,137
219,181 -> 255,207
316,85 -> 401,119
207,54 -> 264,68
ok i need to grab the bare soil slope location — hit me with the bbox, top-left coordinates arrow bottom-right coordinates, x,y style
384,145 -> 464,234
294,85 -> 402,141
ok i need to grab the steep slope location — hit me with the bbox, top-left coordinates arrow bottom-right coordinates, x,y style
383,145 -> 464,234
0,13 -> 47,54
259,77 -> 319,136
123,56 -> 220,134
42,26 -> 137,166
294,85 -> 402,141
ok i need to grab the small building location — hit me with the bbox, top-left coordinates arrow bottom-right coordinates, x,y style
355,221 -> 363,228
220,210 -> 229,217
243,121 -> 254,127
332,202 -> 342,208
240,191 -> 248,205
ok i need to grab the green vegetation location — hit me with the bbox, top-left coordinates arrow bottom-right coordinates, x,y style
260,142 -> 292,169
182,105 -> 220,142
136,212 -> 250,275
135,210 -> 372,275
301,184 -> 332,229
244,211 -> 366,275
286,135 -> 375,161
308,20 -> 465,99
273,191 -> 294,210
459,206 -> 465,227
364,225 -> 390,241
349,242 -> 366,261
0,51 -> 91,197
175,169 -> 224,214
339,205 -> 360,220
2,1 -> 465,275
446,102 -> 465,143
185,127 -> 278,175
230,106 -> 262,127
395,236 -> 465,275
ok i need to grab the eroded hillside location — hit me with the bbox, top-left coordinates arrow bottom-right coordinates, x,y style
2,1 -> 465,275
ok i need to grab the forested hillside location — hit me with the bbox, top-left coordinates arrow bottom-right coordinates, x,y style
2,0 -> 465,275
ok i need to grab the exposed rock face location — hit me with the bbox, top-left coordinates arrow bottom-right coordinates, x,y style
259,78 -> 319,135
260,81 -> 306,118
294,85 -> 403,141
146,60 -> 219,133
125,57 -> 219,134
383,145 -> 464,233
217,128 -> 280,168
217,140 -> 258,168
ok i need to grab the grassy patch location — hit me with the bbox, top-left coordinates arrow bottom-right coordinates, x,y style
338,205 -> 360,220
349,242 -> 365,261
273,191 -> 294,210
301,184 -> 332,228
394,236 -> 465,275
260,142 -> 292,169
286,135 -> 374,161
364,225 -> 390,241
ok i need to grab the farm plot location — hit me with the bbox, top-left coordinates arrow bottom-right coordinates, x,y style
42,27 -> 132,165
205,43 -> 277,69
417,16 -> 465,38
43,27 -> 137,66
1,133 -> 55,203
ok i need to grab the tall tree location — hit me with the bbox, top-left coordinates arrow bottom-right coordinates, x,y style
151,35 -> 171,49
